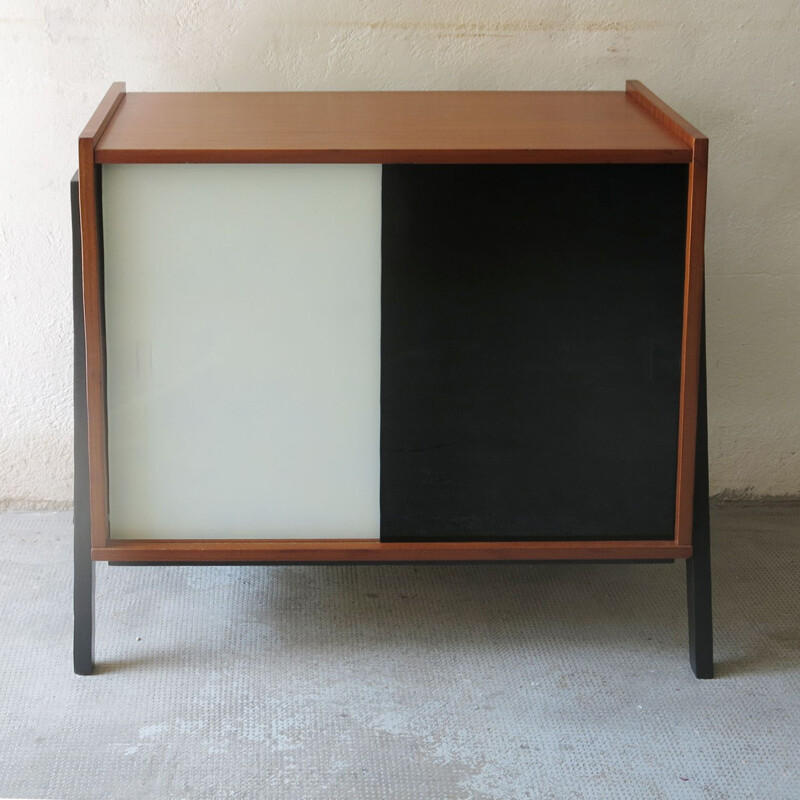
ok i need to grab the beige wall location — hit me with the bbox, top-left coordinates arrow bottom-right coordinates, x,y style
1,0 -> 799,507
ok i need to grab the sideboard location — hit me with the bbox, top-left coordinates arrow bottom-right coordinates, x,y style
73,82 -> 712,677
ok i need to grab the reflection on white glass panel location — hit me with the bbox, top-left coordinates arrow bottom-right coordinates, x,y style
102,164 -> 382,539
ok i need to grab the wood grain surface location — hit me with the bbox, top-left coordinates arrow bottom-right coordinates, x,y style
95,90 -> 692,164
93,539 -> 691,563
626,81 -> 709,547
674,144 -> 708,545
79,82 -> 125,548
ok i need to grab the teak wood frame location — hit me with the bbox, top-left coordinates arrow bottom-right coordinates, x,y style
74,82 -> 712,677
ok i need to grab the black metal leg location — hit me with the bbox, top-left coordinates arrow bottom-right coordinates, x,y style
73,537 -> 95,676
72,173 -> 95,675
686,305 -> 713,678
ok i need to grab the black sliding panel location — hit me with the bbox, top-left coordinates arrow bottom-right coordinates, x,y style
380,164 -> 687,542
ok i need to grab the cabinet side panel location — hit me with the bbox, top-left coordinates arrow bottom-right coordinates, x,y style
102,164 -> 382,539
380,164 -> 687,542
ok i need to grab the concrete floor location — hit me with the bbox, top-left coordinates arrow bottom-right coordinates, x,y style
0,505 -> 798,799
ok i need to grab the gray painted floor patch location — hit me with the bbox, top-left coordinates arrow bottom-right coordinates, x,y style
1,506 -> 798,798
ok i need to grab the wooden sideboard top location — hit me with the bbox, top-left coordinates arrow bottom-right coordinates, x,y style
90,83 -> 699,165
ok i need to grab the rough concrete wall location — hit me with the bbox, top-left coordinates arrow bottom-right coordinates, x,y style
1,0 -> 799,508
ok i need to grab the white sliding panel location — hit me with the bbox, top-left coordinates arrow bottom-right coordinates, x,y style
102,164 -> 382,539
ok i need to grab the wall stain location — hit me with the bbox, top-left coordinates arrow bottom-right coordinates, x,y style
290,19 -> 663,38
